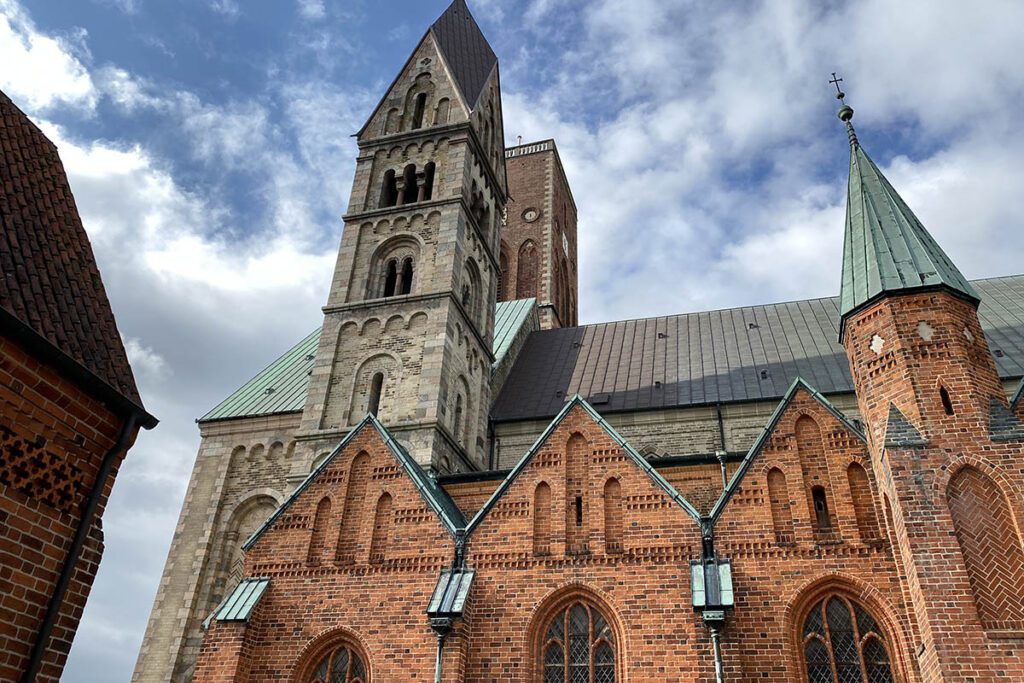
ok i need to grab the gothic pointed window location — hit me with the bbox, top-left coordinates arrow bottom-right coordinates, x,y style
308,643 -> 367,683
541,601 -> 616,683
801,594 -> 895,683
517,240 -> 538,299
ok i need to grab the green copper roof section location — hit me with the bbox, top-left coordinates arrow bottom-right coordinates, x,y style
200,328 -> 319,422
839,119 -> 978,326
493,297 -> 535,363
200,300 -> 536,423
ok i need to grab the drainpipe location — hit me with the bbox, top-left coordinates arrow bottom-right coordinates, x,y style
21,412 -> 139,683
708,624 -> 725,683
700,526 -> 727,683
431,531 -> 466,683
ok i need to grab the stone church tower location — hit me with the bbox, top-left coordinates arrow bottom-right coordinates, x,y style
296,0 -> 507,473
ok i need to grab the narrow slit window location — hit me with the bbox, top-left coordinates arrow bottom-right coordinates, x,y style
940,386 -> 954,415
422,162 -> 435,201
812,486 -> 832,531
575,496 -> 583,527
367,372 -> 383,417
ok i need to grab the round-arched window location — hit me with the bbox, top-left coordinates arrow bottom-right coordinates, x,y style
801,594 -> 895,683
541,601 -> 615,683
308,644 -> 366,683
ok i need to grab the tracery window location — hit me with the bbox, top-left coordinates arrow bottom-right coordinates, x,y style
309,643 -> 366,683
542,602 -> 615,683
801,594 -> 894,683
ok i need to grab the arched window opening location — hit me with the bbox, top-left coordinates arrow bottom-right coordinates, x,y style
367,372 -> 383,417
541,602 -> 616,683
369,492 -> 392,564
379,169 -> 397,208
411,92 -> 427,130
940,386 -> 954,415
421,162 -> 435,201
461,283 -> 472,310
767,468 -> 794,544
336,452 -> 370,564
434,97 -> 450,125
534,482 -> 551,556
399,258 -> 413,295
604,478 -> 623,554
847,462 -> 879,541
565,433 -> 589,555
812,486 -> 832,532
401,164 -> 418,205
307,497 -> 332,566
383,260 -> 398,297
801,594 -> 895,683
517,240 -> 538,299
453,393 -> 464,446
947,466 -> 1024,629
308,643 -> 367,683
384,107 -> 400,135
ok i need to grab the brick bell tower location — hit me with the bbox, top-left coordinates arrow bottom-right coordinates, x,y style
836,91 -> 1024,681
295,0 -> 506,474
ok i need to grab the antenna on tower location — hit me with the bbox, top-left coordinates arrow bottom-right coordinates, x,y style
517,135 -> 522,146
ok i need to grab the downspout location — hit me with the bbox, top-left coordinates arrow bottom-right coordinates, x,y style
701,524 -> 726,683
21,412 -> 139,683
715,403 -> 728,488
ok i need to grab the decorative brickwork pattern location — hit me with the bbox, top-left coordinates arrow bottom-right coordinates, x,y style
0,423 -> 86,515
946,466 -> 1024,632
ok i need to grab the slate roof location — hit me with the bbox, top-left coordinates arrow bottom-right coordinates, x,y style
491,275 -> 1024,422
430,0 -> 498,110
840,117 -> 978,323
0,90 -> 151,421
200,300 -> 536,422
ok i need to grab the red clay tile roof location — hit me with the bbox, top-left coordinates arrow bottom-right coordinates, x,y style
0,90 -> 145,411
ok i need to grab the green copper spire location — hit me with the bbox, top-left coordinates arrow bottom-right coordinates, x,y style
836,82 -> 979,333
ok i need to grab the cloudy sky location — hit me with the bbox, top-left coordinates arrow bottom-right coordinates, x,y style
3,0 -> 1024,680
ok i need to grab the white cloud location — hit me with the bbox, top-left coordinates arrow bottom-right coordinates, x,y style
209,0 -> 239,18
0,0 -> 96,109
297,0 -> 325,20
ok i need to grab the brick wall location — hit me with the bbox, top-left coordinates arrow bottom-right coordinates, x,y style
0,331 -> 133,682
844,291 -> 1024,681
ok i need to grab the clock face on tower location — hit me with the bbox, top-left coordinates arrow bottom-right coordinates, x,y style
522,207 -> 540,222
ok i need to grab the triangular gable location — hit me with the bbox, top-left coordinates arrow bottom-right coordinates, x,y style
243,414 -> 466,550
884,404 -> 927,448
706,377 -> 866,526
464,395 -> 703,537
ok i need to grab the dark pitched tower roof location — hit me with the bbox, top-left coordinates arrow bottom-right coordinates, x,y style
838,104 -> 979,328
430,0 -> 497,109
0,90 -> 150,419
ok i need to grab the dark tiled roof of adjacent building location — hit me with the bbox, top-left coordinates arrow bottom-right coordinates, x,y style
0,90 -> 147,413
430,0 -> 497,110
491,275 -> 1024,422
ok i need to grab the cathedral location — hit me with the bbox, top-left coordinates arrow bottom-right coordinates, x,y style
133,2 -> 1024,681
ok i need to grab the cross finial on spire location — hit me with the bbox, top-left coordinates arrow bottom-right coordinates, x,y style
829,72 -> 846,102
830,72 -> 858,148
